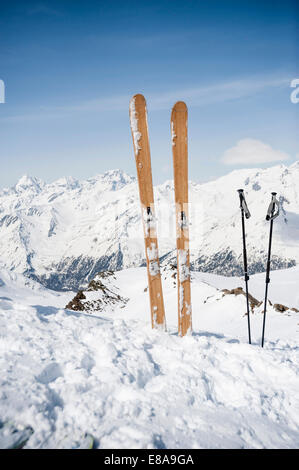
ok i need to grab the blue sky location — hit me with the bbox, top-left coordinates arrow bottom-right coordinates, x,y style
0,0 -> 298,187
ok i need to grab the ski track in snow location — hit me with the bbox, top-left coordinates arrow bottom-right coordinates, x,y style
0,267 -> 298,449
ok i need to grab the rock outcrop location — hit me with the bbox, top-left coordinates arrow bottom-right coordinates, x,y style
65,271 -> 128,313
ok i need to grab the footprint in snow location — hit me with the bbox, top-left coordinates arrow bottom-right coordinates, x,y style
0,298 -> 13,310
36,362 -> 63,384
80,354 -> 95,373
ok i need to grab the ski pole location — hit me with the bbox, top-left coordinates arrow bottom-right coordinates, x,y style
261,192 -> 280,348
237,189 -> 252,344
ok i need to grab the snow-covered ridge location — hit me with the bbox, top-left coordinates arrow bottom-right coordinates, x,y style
0,169 -> 135,197
0,164 -> 298,290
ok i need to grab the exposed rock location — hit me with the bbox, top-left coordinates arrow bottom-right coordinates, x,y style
274,303 -> 299,313
221,289 -> 299,315
221,287 -> 262,312
65,290 -> 86,311
273,303 -> 289,313
65,271 -> 128,314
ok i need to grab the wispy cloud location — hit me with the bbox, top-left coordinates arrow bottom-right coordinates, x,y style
27,3 -> 63,17
221,138 -> 290,165
0,74 -> 290,124
150,76 -> 289,110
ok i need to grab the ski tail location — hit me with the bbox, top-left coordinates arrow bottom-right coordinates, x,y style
171,101 -> 192,336
129,94 -> 166,330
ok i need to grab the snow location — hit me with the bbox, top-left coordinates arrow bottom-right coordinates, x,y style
147,241 -> 161,276
179,284 -> 184,313
147,243 -> 158,262
171,121 -> 176,146
0,266 -> 298,449
0,163 -> 298,290
14,175 -> 44,194
143,206 -> 157,238
129,98 -> 142,156
149,260 -> 160,277
178,249 -> 190,282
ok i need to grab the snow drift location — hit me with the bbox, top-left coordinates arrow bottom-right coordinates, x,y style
0,265 -> 298,448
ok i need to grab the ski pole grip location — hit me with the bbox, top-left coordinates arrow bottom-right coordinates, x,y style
237,189 -> 244,204
266,192 -> 280,221
237,189 -> 251,219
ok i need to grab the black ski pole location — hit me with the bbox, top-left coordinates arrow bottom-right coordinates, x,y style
261,192 -> 280,348
237,189 -> 252,344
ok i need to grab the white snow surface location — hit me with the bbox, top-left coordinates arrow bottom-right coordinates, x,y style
0,163 -> 298,289
0,265 -> 298,449
129,97 -> 142,156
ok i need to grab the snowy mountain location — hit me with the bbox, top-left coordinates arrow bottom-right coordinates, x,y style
0,265 -> 298,448
0,163 -> 298,290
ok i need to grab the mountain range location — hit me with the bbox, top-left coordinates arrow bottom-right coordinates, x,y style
0,163 -> 298,290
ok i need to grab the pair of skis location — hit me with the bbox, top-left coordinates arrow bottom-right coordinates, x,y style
237,190 -> 280,347
129,94 -> 191,336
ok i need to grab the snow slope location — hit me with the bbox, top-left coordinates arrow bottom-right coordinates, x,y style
0,163 -> 298,290
0,266 -> 298,449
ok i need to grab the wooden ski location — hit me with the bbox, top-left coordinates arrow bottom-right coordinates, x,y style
129,94 -> 166,330
171,101 -> 192,336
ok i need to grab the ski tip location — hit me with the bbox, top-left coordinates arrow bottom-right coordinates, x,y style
130,94 -> 146,107
172,101 -> 187,113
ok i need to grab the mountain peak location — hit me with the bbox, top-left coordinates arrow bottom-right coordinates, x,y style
103,168 -> 134,180
54,176 -> 79,189
15,175 -> 44,193
100,169 -> 135,190
290,160 -> 299,169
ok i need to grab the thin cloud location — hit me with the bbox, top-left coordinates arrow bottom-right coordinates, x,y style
27,3 -> 63,17
0,74 -> 290,123
149,76 -> 289,110
221,138 -> 290,165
